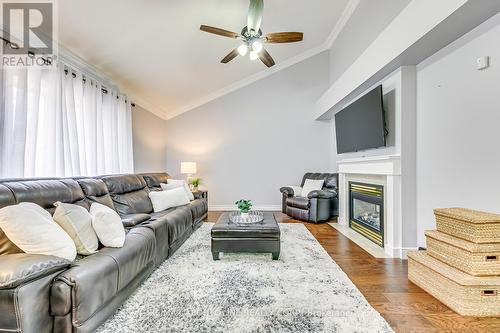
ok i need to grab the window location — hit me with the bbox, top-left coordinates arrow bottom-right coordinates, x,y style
0,62 -> 134,178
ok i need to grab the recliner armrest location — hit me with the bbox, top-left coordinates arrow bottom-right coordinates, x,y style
280,186 -> 302,197
307,189 -> 338,199
192,190 -> 208,200
0,254 -> 70,289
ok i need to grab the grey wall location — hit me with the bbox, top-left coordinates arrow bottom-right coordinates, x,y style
416,14 -> 500,247
132,105 -> 168,173
329,0 -> 410,84
164,52 -> 332,208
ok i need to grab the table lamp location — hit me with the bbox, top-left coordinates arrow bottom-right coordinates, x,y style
181,162 -> 197,188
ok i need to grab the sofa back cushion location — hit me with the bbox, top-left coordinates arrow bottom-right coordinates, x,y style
100,175 -> 153,216
301,173 -> 338,190
2,179 -> 88,215
77,179 -> 115,209
141,173 -> 170,191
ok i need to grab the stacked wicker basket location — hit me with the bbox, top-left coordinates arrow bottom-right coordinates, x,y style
408,208 -> 500,317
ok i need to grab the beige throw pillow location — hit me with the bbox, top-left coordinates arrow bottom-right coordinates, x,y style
0,203 -> 76,261
53,202 -> 98,255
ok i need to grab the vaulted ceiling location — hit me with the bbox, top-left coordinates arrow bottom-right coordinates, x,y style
58,0 -> 353,119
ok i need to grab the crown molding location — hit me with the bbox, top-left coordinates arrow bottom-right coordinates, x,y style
325,0 -> 360,48
163,0 -> 360,120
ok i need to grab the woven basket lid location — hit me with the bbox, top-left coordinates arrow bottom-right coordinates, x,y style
408,251 -> 500,286
434,208 -> 500,224
425,230 -> 500,252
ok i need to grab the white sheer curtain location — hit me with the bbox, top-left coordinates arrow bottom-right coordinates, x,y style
0,61 -> 134,178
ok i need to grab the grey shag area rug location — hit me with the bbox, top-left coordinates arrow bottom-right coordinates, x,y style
97,223 -> 393,333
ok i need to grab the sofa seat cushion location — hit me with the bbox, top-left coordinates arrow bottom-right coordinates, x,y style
99,227 -> 155,290
189,199 -> 208,222
286,196 -> 310,210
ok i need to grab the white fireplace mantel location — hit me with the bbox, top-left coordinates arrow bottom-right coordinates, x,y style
336,155 -> 406,258
337,155 -> 401,176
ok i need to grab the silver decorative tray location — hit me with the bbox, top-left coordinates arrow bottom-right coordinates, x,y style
229,211 -> 264,224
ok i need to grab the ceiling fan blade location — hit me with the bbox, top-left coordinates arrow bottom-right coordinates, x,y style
265,32 -> 304,43
247,0 -> 264,33
258,49 -> 275,68
221,49 -> 239,64
200,25 -> 239,38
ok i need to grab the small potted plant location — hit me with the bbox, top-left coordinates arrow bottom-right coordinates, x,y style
235,199 -> 252,218
189,178 -> 201,191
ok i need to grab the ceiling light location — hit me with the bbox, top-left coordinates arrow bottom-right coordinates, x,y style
252,40 -> 263,53
237,44 -> 248,56
249,50 -> 259,61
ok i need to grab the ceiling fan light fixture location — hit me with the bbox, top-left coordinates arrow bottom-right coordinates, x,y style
249,50 -> 259,61
251,40 -> 263,53
237,44 -> 248,56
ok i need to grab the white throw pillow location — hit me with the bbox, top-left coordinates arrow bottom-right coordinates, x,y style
302,179 -> 325,197
287,186 -> 304,197
53,202 -> 98,255
160,182 -> 182,191
0,203 -> 77,261
90,203 -> 126,248
166,179 -> 194,201
149,187 -> 190,213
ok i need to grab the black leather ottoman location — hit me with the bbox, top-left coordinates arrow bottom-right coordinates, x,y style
211,212 -> 281,260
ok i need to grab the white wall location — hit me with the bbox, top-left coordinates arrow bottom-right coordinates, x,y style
164,52 -> 331,209
132,105 -> 168,173
416,14 -> 500,246
329,0 -> 411,84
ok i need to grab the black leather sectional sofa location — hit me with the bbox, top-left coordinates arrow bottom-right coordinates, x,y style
0,173 -> 208,333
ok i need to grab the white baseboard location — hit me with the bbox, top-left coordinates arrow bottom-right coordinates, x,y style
209,205 -> 281,212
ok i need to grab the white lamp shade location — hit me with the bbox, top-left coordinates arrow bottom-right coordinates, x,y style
181,162 -> 197,174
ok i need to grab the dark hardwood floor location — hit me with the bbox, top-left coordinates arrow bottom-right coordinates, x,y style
206,211 -> 500,333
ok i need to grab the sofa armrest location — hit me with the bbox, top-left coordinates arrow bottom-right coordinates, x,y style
192,190 -> 208,200
307,189 -> 338,199
0,254 -> 70,289
280,186 -> 302,197
121,213 -> 151,228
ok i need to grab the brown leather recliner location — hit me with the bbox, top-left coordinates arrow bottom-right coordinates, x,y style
280,173 -> 339,223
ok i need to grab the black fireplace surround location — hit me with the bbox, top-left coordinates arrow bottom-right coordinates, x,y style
349,182 -> 384,247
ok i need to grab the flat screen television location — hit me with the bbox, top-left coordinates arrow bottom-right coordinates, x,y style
335,85 -> 386,154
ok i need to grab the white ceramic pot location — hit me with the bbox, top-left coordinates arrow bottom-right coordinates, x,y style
241,212 -> 250,219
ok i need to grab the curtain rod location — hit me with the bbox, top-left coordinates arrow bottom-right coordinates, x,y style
1,36 -> 136,107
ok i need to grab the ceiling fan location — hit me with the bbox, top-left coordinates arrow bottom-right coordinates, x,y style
200,0 -> 304,68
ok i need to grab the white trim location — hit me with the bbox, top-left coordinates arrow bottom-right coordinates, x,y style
400,247 -> 418,260
325,0 -> 360,48
209,205 -> 281,212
